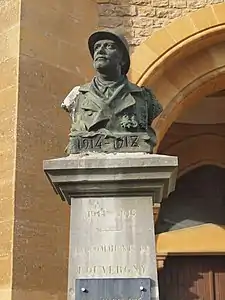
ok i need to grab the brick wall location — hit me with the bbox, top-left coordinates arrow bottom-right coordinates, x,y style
97,0 -> 225,51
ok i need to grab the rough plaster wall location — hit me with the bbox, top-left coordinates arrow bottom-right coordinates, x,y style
97,0 -> 225,51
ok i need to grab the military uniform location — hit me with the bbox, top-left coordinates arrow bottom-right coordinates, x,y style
63,76 -> 162,150
61,29 -> 163,154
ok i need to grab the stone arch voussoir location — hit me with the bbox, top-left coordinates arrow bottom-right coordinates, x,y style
162,134 -> 225,178
129,3 -> 225,148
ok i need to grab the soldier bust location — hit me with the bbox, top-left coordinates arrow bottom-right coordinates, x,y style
62,29 -> 163,154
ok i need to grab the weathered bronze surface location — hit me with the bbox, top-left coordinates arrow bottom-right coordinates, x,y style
62,29 -> 163,154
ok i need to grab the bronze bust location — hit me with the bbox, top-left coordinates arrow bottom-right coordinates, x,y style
62,30 -> 162,154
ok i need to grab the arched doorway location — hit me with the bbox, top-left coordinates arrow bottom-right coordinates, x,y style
156,165 -> 225,300
155,96 -> 225,299
129,3 -> 225,300
156,165 -> 225,235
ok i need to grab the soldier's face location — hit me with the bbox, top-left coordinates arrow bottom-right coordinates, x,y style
93,39 -> 123,74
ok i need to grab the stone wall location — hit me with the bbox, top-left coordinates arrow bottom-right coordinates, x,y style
0,1 -> 21,299
97,0 -> 225,51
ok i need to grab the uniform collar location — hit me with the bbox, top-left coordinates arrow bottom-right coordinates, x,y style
79,77 -> 142,93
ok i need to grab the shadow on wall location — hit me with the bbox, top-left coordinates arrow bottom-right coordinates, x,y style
12,0 -> 99,299
155,165 -> 225,234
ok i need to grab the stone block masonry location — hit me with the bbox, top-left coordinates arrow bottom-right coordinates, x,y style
97,0 -> 225,50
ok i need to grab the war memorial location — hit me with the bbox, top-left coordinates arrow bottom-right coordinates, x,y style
43,29 -> 178,300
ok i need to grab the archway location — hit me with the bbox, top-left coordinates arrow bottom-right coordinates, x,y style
156,165 -> 225,300
129,5 -> 225,297
160,133 -> 225,178
129,3 -> 225,147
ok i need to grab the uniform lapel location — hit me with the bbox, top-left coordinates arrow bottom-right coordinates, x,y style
78,82 -> 110,131
79,82 -> 106,111
114,93 -> 136,115
113,81 -> 143,115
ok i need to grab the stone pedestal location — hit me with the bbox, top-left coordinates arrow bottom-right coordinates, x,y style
43,153 -> 178,300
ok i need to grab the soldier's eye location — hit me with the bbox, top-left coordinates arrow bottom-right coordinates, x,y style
107,44 -> 114,49
94,44 -> 100,50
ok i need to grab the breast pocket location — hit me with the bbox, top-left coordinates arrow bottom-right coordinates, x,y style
83,108 -> 94,116
78,104 -> 98,131
80,98 -> 100,116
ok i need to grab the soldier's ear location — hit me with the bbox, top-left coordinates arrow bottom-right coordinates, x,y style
120,52 -> 125,64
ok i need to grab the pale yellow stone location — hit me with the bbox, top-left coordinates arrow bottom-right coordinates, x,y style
0,0 -> 20,34
190,5 -> 218,30
165,15 -> 196,42
212,2 -> 225,23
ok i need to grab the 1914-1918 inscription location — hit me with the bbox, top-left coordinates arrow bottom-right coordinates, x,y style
76,278 -> 151,300
69,134 -> 150,153
72,198 -> 154,278
86,209 -> 136,219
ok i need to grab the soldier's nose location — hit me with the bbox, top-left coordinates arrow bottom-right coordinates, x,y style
98,45 -> 105,53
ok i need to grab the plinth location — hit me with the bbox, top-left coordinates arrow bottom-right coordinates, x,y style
43,153 -> 178,300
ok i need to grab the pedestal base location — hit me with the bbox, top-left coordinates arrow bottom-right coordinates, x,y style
69,194 -> 158,300
44,153 -> 178,300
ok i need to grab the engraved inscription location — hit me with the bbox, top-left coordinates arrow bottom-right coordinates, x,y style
76,135 -> 103,150
85,209 -> 136,220
74,245 -> 151,254
77,265 -> 145,276
130,136 -> 138,147
74,135 -> 140,152
118,209 -> 136,218
71,197 -> 154,281
87,208 -> 106,218
84,208 -> 137,232
114,136 -> 139,149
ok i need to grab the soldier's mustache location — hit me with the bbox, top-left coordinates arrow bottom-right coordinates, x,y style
95,55 -> 108,61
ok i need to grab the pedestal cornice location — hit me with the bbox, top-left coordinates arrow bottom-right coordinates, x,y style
43,153 -> 178,204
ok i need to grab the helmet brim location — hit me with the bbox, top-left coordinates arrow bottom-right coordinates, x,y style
88,31 -> 130,75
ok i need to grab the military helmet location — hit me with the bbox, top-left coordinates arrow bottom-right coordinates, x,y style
88,29 -> 130,75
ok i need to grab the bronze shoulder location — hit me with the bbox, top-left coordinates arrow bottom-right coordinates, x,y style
141,87 -> 163,121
